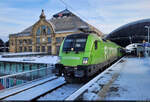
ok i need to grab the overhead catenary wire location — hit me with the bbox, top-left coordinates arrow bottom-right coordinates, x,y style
58,0 -> 103,35
58,0 -> 90,23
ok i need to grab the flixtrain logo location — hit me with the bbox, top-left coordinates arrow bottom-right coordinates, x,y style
104,46 -> 117,59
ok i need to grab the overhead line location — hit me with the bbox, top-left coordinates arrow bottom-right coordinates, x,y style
58,0 -> 90,22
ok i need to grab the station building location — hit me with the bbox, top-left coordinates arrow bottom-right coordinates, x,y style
9,9 -> 103,55
106,18 -> 150,47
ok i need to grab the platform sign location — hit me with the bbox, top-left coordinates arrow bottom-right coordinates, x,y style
142,42 -> 150,47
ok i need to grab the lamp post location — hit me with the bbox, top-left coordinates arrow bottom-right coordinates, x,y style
145,26 -> 150,43
144,26 -> 150,57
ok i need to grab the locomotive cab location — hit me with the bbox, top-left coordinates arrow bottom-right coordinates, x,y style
54,33 -> 95,80
53,33 -> 122,83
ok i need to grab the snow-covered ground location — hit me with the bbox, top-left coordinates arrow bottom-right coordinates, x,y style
0,56 -> 59,64
105,57 -> 150,100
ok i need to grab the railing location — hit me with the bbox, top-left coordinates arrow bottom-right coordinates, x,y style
0,66 -> 54,91
0,63 -> 49,77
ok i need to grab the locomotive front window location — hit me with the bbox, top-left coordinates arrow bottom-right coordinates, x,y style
74,38 -> 87,51
63,37 -> 87,52
63,39 -> 74,51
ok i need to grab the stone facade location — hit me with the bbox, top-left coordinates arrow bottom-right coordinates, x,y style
9,9 -> 103,55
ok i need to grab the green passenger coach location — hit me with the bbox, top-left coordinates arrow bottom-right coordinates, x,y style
54,33 -> 123,83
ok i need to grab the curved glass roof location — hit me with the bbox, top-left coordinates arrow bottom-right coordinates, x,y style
106,18 -> 150,47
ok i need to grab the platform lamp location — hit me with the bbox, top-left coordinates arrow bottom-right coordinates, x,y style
145,26 -> 150,43
145,25 -> 150,56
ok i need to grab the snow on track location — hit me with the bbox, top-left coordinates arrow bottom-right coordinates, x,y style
0,76 -> 56,100
4,77 -> 65,101
38,84 -> 83,100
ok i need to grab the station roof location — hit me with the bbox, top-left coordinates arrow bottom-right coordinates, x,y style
106,18 -> 150,47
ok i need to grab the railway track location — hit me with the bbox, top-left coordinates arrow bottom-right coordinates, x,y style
3,76 -> 65,101
35,83 -> 83,101
32,82 -> 67,101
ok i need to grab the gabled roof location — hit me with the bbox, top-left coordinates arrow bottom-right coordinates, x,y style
48,9 -> 89,33
53,9 -> 71,18
10,9 -> 102,36
21,25 -> 33,33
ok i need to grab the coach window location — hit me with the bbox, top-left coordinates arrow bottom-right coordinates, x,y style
95,40 -> 98,50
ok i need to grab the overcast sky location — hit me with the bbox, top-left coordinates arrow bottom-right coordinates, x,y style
0,0 -> 150,42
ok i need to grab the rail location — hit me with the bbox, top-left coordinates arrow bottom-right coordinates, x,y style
0,66 -> 54,91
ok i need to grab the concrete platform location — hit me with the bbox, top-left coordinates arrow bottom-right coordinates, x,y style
104,57 -> 150,100
67,57 -> 150,101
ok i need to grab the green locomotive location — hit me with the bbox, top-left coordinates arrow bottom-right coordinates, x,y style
54,33 -> 123,83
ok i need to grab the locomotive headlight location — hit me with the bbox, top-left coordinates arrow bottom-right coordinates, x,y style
83,57 -> 88,64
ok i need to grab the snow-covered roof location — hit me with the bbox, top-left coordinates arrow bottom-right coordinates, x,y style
0,56 -> 59,64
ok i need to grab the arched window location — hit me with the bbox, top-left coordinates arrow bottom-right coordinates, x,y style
47,27 -> 51,35
36,25 -> 51,35
36,28 -> 40,36
41,25 -> 46,34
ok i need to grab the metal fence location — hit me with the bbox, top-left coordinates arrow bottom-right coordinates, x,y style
0,66 -> 54,91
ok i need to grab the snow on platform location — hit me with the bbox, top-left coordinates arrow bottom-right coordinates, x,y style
105,57 -> 150,100
4,77 -> 65,101
66,58 -> 123,100
0,55 -> 59,64
67,57 -> 150,101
